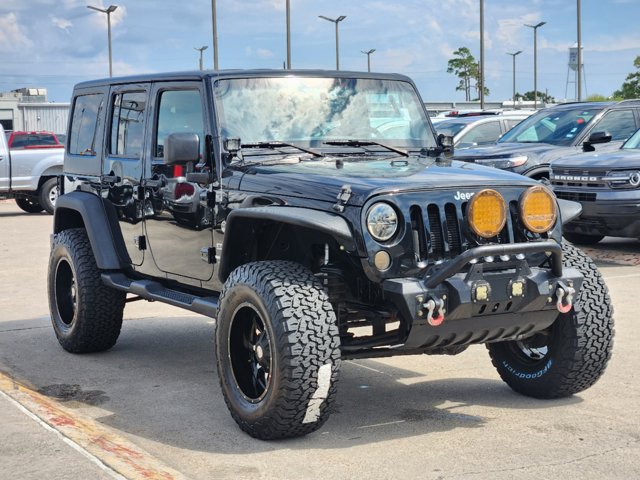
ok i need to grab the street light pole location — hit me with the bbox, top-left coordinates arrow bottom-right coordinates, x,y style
286,0 -> 291,69
211,0 -> 219,70
195,46 -> 208,71
87,5 -> 118,77
319,15 -> 346,70
525,21 -> 546,109
507,51 -> 522,107
361,49 -> 375,72
577,0 -> 582,100
479,0 -> 485,109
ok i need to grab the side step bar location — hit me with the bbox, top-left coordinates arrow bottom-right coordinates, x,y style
101,272 -> 219,318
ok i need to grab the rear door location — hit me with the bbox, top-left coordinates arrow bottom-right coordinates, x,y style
102,84 -> 150,267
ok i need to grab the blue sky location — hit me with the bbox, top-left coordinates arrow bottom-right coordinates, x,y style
1,0 -> 639,103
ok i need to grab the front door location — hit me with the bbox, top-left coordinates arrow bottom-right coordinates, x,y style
142,82 -> 214,284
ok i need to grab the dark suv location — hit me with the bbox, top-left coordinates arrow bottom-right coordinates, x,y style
454,100 -> 640,179
551,127 -> 640,244
49,70 -> 613,440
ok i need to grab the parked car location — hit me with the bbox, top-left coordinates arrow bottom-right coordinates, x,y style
49,69 -> 612,440
434,114 -> 529,149
453,100 -> 640,179
551,126 -> 640,244
8,131 -> 65,150
0,125 -> 62,213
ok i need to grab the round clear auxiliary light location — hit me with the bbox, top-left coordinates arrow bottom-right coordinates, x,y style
520,185 -> 557,234
467,189 -> 507,238
367,202 -> 399,242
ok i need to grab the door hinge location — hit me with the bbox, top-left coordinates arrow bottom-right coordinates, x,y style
134,235 -> 147,250
206,190 -> 216,208
200,247 -> 216,264
333,184 -> 352,212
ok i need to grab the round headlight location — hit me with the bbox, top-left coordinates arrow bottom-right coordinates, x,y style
367,203 -> 398,242
520,185 -> 557,234
467,189 -> 507,238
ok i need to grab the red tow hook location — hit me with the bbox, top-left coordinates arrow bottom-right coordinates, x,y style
555,285 -> 575,314
425,298 -> 446,326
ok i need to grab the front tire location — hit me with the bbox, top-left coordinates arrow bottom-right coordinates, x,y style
48,228 -> 126,353
487,243 -> 614,398
39,177 -> 59,215
15,197 -> 44,213
215,261 -> 341,440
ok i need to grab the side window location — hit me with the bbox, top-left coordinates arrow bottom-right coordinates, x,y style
155,89 -> 205,158
461,121 -> 502,146
110,91 -> 147,157
69,93 -> 104,155
505,118 -> 523,130
594,110 -> 637,141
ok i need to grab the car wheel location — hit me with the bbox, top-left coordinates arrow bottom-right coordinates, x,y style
48,228 -> 126,353
563,232 -> 604,245
216,260 -> 341,440
39,177 -> 59,215
487,243 -> 614,398
15,197 -> 44,213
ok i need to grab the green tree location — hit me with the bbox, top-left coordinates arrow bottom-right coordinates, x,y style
613,56 -> 640,99
585,94 -> 610,102
447,47 -> 488,101
520,90 -> 555,103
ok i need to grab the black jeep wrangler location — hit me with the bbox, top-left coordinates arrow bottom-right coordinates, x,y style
49,70 -> 613,440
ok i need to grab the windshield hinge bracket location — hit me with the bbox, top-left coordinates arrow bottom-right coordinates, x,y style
333,184 -> 352,212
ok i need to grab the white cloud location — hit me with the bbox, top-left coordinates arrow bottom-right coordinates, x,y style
50,15 -> 72,32
0,13 -> 32,52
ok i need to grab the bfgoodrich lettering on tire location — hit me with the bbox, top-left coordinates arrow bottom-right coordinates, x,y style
487,243 -> 614,398
215,261 -> 341,440
48,228 -> 126,353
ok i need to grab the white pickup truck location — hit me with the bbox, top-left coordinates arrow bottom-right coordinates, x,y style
0,125 -> 63,214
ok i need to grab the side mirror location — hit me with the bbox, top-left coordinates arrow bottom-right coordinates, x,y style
437,134 -> 454,154
583,131 -> 612,152
164,133 -> 200,165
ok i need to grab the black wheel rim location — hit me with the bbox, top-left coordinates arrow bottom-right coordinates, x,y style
54,258 -> 77,326
509,331 -> 550,364
228,304 -> 272,402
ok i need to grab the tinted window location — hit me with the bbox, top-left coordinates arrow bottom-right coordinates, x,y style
69,94 -> 104,155
155,89 -> 204,158
110,91 -> 146,157
458,121 -> 503,146
593,109 -> 637,141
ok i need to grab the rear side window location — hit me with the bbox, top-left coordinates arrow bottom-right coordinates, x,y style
69,94 -> 104,155
155,89 -> 204,158
460,121 -> 502,146
110,91 -> 147,158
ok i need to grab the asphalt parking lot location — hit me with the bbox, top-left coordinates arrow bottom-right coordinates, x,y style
1,200 -> 639,480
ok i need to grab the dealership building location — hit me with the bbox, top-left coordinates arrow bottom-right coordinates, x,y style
0,88 -> 70,135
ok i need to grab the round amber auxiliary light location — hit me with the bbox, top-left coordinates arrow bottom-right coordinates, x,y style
520,185 -> 557,233
467,189 -> 507,238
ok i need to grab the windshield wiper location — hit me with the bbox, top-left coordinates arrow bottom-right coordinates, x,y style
323,140 -> 409,157
241,141 -> 324,157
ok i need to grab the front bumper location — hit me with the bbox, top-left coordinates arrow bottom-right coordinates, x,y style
382,241 -> 582,351
565,197 -> 640,238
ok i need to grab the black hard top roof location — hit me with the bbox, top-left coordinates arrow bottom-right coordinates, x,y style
74,69 -> 414,90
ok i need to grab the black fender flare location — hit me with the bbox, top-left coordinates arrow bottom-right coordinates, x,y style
557,198 -> 582,225
53,191 -> 129,270
218,206 -> 356,282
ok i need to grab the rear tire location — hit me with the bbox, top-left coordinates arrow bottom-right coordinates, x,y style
48,228 -> 126,353
39,177 -> 59,215
215,261 -> 341,440
487,243 -> 614,398
15,197 -> 44,213
563,232 -> 604,245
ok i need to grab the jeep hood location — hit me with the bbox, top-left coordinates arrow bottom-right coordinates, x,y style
237,155 -> 537,206
553,148 -> 640,170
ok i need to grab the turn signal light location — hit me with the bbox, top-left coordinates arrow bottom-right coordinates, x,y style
467,189 -> 507,238
520,186 -> 557,234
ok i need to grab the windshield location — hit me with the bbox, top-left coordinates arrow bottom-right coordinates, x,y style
498,106 -> 602,146
212,76 -> 435,150
622,128 -> 640,149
